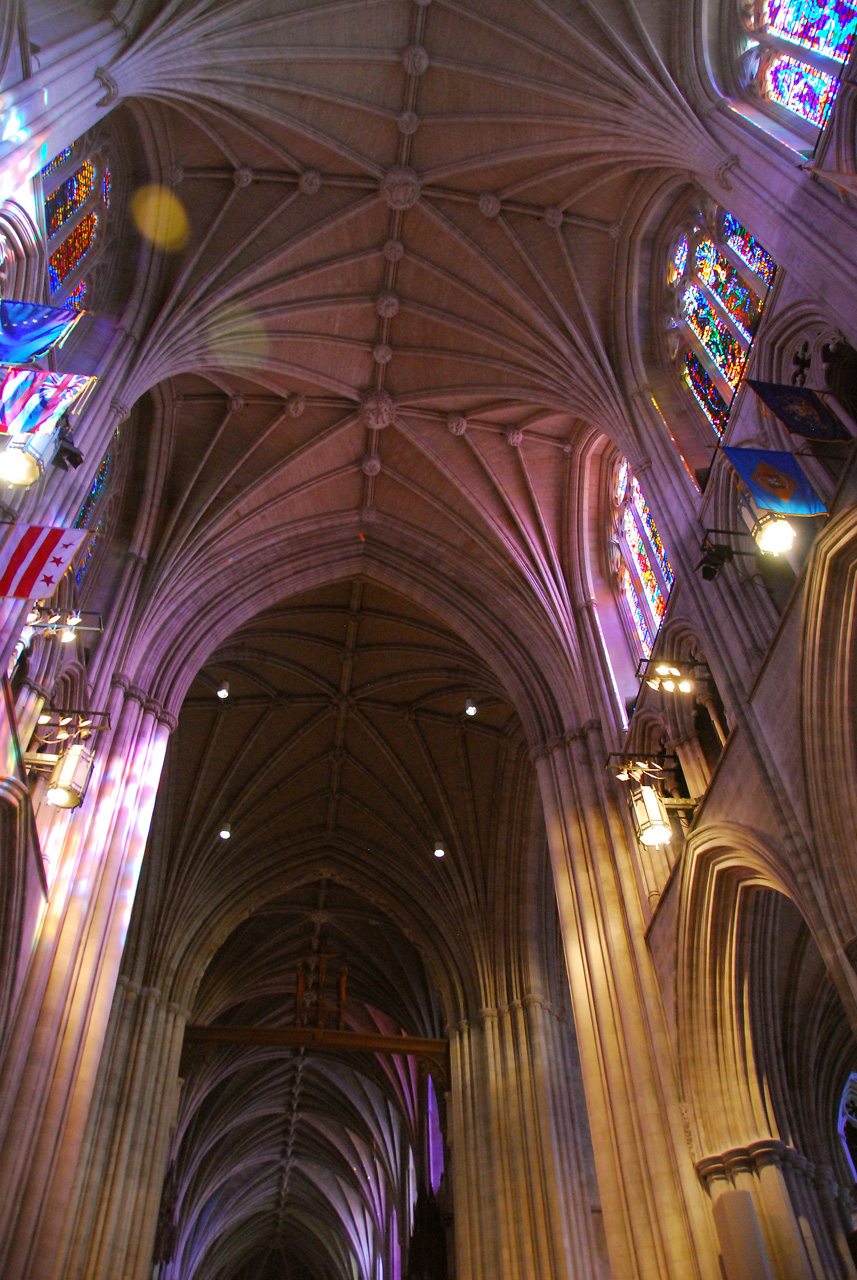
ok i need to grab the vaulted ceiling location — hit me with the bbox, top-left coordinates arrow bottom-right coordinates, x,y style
103,3 -> 720,1275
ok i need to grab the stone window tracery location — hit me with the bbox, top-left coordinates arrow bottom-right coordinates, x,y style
667,203 -> 777,438
611,458 -> 674,659
39,141 -> 111,310
739,0 -> 857,131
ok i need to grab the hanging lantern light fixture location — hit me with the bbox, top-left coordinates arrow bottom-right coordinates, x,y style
628,783 -> 672,847
45,743 -> 95,808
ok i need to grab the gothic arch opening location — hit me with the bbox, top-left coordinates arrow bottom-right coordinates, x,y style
112,577 -> 603,1280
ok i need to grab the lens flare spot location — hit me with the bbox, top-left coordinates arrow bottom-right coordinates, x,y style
131,184 -> 189,251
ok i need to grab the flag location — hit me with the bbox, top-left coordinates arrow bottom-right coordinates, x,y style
747,380 -> 851,442
722,446 -> 827,515
0,525 -> 88,598
0,300 -> 82,364
0,368 -> 96,434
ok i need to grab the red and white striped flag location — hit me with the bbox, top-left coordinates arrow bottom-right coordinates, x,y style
0,525 -> 88,599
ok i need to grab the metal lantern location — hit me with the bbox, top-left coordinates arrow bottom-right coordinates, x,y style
629,783 -> 672,847
0,428 -> 58,487
45,744 -> 95,809
751,511 -> 795,556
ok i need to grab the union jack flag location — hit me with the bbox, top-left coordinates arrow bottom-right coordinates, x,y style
0,367 -> 95,434
0,525 -> 88,598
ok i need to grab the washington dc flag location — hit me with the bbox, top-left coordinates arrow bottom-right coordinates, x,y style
0,525 -> 88,599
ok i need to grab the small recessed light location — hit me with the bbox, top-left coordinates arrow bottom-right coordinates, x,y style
219,822 -> 232,840
464,698 -> 477,716
434,841 -> 445,858
217,681 -> 230,699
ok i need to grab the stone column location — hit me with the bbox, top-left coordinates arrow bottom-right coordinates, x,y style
0,20 -> 126,201
0,678 -> 172,1280
448,996 -> 600,1280
57,978 -> 186,1280
533,720 -> 721,1280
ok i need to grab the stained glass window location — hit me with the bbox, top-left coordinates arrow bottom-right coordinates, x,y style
722,214 -> 777,288
45,161 -> 96,237
74,525 -> 100,587
102,167 -> 111,207
683,352 -> 731,436
669,206 -> 776,439
612,460 -> 672,658
631,479 -> 674,590
763,0 -> 857,60
40,147 -> 72,180
48,211 -> 98,292
765,53 -> 839,126
681,283 -> 747,388
669,234 -> 688,283
749,0 -> 857,128
695,239 -> 763,342
74,448 -> 112,529
63,280 -> 87,311
620,564 -> 654,656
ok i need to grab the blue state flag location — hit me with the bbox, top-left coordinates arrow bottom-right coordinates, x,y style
0,300 -> 82,364
747,380 -> 851,442
722,446 -> 827,515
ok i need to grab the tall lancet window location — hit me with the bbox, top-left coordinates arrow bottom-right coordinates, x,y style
667,204 -> 776,438
611,458 -> 674,658
40,142 -> 111,310
741,1 -> 857,129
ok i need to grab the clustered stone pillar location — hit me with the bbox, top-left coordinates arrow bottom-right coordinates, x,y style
0,676 -> 172,1280
448,994 -> 600,1280
534,719 -> 721,1280
58,977 -> 186,1280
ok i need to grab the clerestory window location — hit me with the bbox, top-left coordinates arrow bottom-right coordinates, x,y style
667,205 -> 777,439
740,1 -> 857,131
39,142 -> 111,310
611,458 -> 674,659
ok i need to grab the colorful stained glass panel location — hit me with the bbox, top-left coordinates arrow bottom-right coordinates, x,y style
631,479 -> 674,589
695,238 -> 764,341
763,0 -> 857,61
102,167 -> 111,208
765,52 -> 839,126
48,212 -> 98,292
615,457 -> 630,504
74,451 -> 111,529
624,507 -> 667,623
619,564 -> 653,656
670,234 -> 688,282
683,352 -> 731,436
63,280 -> 87,311
74,524 -> 100,586
40,147 -> 72,180
722,214 -> 777,287
681,284 -> 747,388
45,161 -> 96,237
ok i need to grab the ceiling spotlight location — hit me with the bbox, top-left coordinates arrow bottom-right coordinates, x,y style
219,822 -> 232,840
678,679 -> 693,693
51,423 -> 85,472
661,679 -> 675,692
464,697 -> 477,716
37,713 -> 51,725
59,627 -> 76,644
66,611 -> 82,626
26,606 -> 41,625
55,729 -> 70,741
433,841 -> 445,858
216,680 -> 230,700
47,611 -> 61,625
752,511 -> 796,556
59,715 -> 73,725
